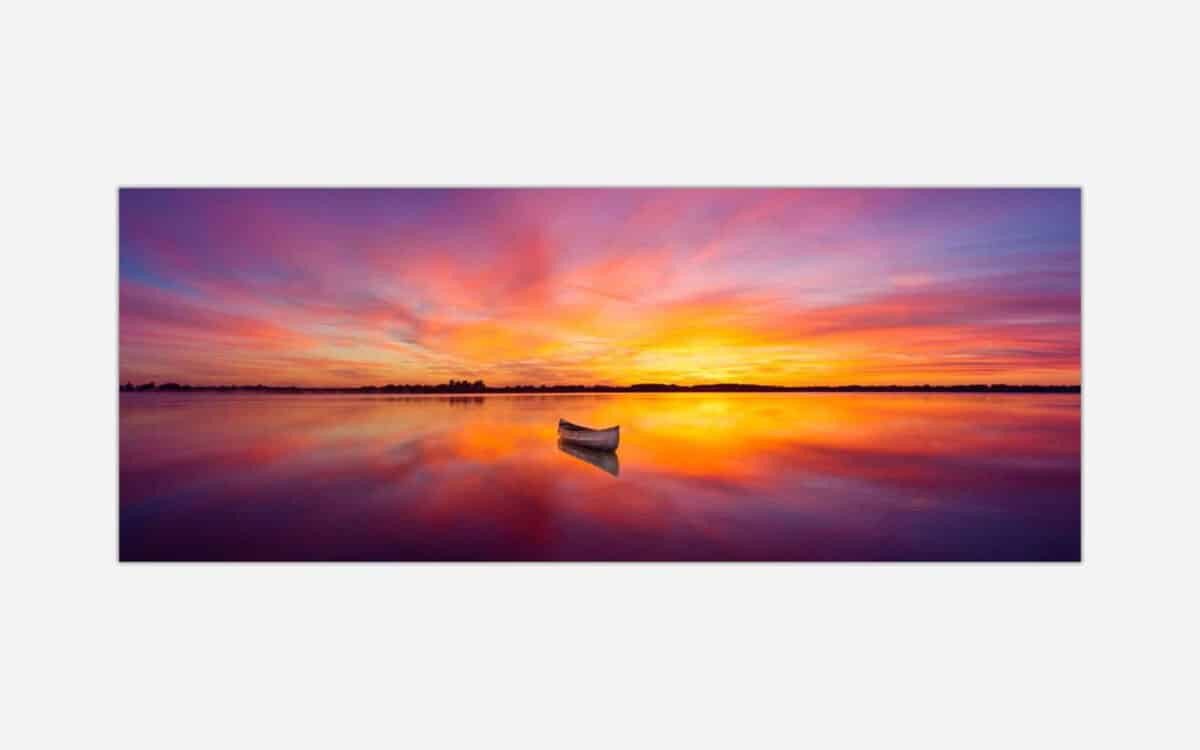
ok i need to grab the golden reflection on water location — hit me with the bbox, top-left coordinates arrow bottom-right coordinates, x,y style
120,393 -> 1080,561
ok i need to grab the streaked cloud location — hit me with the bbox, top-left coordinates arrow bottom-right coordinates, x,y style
120,188 -> 1080,386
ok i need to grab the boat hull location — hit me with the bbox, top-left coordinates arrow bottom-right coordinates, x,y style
557,420 -> 620,452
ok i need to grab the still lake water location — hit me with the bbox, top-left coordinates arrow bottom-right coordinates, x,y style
120,392 -> 1081,562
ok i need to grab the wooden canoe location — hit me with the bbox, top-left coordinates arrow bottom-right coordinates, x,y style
558,418 -> 620,452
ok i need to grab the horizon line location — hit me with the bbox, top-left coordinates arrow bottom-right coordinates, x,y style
120,380 -> 1081,393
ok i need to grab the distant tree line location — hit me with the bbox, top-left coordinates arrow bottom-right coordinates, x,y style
121,379 -> 488,393
120,380 -> 1080,394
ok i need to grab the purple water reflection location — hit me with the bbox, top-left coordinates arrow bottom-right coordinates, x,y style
120,393 -> 1081,561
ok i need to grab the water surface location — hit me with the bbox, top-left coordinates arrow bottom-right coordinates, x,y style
120,393 -> 1081,561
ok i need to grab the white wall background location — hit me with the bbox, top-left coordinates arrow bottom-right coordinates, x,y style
2,2 -> 1196,749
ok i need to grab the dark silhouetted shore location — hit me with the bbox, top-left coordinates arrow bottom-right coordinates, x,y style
120,380 -> 1080,394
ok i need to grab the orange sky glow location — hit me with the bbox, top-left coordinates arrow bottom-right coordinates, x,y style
120,188 -> 1080,386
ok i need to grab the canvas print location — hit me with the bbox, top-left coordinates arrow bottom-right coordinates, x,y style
119,188 -> 1081,562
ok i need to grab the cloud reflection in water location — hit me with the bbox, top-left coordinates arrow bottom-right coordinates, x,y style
120,393 -> 1080,561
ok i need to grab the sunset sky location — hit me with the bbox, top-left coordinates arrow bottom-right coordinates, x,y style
119,188 -> 1080,386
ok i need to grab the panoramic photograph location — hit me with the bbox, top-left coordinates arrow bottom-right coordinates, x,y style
119,187 -> 1081,562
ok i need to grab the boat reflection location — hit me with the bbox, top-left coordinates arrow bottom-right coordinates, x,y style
558,439 -> 620,477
